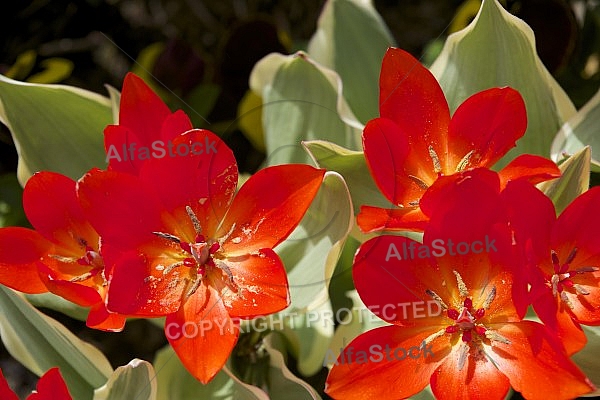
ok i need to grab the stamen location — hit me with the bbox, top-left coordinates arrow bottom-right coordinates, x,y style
69,272 -> 92,282
215,260 -> 238,292
574,284 -> 590,295
565,247 -> 578,264
408,200 -> 420,207
455,150 -> 475,172
186,206 -> 202,235
426,289 -> 448,310
152,232 -> 181,243
408,175 -> 429,190
576,266 -> 599,274
551,250 -> 560,268
453,270 -> 468,297
482,287 -> 496,309
49,255 -> 78,263
424,328 -> 446,345
186,275 -> 202,297
485,330 -> 511,344
163,261 -> 184,275
428,145 -> 442,174
551,274 -> 560,297
457,341 -> 469,371
447,309 -> 459,320
560,291 -> 574,309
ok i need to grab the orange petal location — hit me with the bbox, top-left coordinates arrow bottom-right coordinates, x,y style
106,250 -> 186,316
219,164 -> 324,255
215,248 -> 289,318
166,286 -> 239,384
0,227 -> 49,294
325,325 -> 446,399
488,321 -> 595,399
498,154 -> 560,189
23,171 -> 98,252
378,48 -> 450,172
86,302 -> 126,332
357,205 -> 428,233
448,87 -> 527,169
431,344 -> 510,400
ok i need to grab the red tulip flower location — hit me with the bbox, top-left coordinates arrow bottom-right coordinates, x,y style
503,181 -> 600,355
78,129 -> 325,383
0,171 -> 125,331
0,367 -> 72,400
326,170 -> 594,400
358,47 -> 559,233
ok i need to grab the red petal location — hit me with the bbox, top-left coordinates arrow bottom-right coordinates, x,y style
431,344 -> 510,400
0,228 -> 49,293
378,48 -> 450,172
215,248 -> 289,318
353,235 -> 449,326
488,321 -> 595,399
118,73 -> 171,147
38,264 -> 101,307
447,87 -> 527,169
0,369 -> 18,400
104,125 -> 145,175
498,154 -> 560,188
160,110 -> 193,142
357,205 -> 428,233
325,325 -> 445,399
77,168 -> 165,256
219,165 -> 325,255
363,118 -> 435,207
166,286 -> 239,384
23,171 -> 97,252
27,367 -> 72,400
86,302 -> 126,332
138,129 -> 238,236
106,251 -> 186,316
531,283 -> 587,355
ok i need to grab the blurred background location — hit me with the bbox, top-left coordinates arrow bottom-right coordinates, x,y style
0,0 -> 599,397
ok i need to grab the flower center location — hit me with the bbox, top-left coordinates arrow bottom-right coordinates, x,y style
549,248 -> 598,308
153,205 -> 237,297
424,270 -> 509,371
49,239 -> 105,283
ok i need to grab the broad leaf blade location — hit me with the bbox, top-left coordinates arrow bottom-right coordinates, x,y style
430,0 -> 576,168
0,286 -> 112,400
93,359 -> 156,400
307,0 -> 395,123
250,52 -> 362,166
0,75 -> 111,184
153,346 -> 268,400
537,146 -> 591,215
551,87 -> 600,173
303,140 -> 393,214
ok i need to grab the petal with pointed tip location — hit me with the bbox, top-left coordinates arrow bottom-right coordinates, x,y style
219,165 -> 324,255
166,285 -> 239,384
0,227 -> 49,294
357,205 -> 428,233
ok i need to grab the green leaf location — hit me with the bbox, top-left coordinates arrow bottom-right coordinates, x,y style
551,87 -> 600,173
275,171 -> 353,313
303,140 -> 393,214
278,300 -> 335,376
93,359 -> 157,400
104,84 -> 121,125
572,326 -> 600,396
0,286 -> 112,400
307,0 -> 395,123
0,173 -> 28,228
25,292 -> 89,322
0,75 -> 112,185
429,0 -> 576,168
263,333 -> 322,399
537,146 -> 591,215
27,58 -> 74,84
250,52 -> 362,166
153,346 -> 268,400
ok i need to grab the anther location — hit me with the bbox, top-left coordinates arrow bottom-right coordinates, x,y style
428,145 -> 442,174
186,206 -> 202,236
453,270 -> 468,297
456,150 -> 475,172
